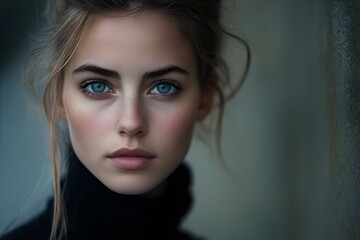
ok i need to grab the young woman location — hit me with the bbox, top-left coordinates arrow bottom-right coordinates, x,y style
1,0 -> 249,239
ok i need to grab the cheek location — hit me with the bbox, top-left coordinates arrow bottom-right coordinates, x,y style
152,104 -> 198,155
63,100 -> 113,151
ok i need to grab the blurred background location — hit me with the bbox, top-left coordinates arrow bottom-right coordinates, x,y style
0,0 -> 359,239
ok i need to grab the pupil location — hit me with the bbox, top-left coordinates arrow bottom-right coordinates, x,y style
91,83 -> 105,92
157,83 -> 170,93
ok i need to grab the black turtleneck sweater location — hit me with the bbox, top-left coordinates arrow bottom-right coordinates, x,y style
1,151 -> 200,240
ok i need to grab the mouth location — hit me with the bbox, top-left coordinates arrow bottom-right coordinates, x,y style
107,148 -> 156,170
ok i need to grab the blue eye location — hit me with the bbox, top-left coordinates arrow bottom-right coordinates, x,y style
150,82 -> 179,96
80,80 -> 113,98
85,81 -> 111,93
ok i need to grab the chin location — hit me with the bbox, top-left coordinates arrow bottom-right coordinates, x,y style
104,177 -> 164,196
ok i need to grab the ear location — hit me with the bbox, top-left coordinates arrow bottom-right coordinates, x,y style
197,74 -> 218,122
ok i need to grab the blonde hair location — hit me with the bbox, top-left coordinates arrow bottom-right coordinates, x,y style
25,0 -> 250,239
26,8 -> 95,239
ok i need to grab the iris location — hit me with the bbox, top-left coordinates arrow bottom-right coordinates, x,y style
156,83 -> 172,94
90,82 -> 106,93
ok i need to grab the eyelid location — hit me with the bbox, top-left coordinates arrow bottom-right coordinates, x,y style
80,79 -> 111,87
147,79 -> 184,99
148,79 -> 183,91
80,79 -> 115,97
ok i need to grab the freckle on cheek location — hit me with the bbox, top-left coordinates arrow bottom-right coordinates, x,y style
68,110 -> 102,133
79,115 -> 105,129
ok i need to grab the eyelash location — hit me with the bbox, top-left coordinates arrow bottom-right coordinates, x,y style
147,80 -> 184,99
80,79 -> 114,98
79,79 -> 184,99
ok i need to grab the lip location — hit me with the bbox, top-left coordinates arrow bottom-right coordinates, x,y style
107,148 -> 156,170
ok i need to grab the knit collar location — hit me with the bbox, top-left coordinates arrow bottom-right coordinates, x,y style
61,149 -> 193,239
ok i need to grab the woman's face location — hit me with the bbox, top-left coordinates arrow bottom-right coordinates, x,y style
60,10 -> 213,194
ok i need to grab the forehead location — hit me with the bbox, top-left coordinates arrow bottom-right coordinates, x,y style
67,10 -> 197,74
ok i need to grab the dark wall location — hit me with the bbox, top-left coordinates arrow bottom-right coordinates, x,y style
326,0 -> 360,239
0,0 -> 44,67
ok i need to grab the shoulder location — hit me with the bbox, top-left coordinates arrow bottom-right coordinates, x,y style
0,202 -> 52,240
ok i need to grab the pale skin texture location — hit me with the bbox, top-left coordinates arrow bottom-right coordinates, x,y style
59,10 -> 215,195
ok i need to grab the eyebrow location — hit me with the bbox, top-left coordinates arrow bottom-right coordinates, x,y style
73,64 -> 188,79
73,65 -> 120,78
143,65 -> 189,79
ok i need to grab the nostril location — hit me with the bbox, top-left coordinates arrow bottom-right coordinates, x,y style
117,105 -> 147,137
119,128 -> 145,137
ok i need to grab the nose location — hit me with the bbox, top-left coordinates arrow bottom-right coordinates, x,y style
117,96 -> 147,137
